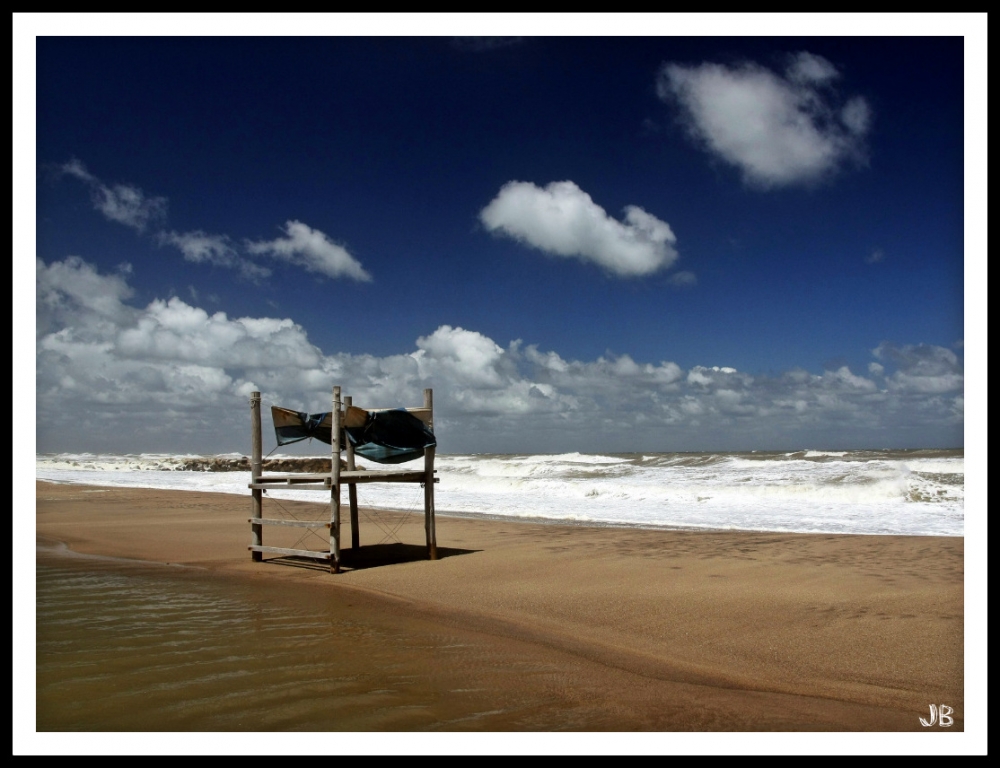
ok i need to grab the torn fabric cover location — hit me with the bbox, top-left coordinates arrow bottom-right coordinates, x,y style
271,407 -> 332,446
346,408 -> 436,464
270,406 -> 435,465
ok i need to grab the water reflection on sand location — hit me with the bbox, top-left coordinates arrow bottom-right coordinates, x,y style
36,550 -> 581,732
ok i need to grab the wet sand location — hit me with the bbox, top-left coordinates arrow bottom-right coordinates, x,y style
34,480 -> 964,735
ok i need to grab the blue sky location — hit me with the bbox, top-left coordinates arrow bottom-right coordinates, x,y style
23,15 -> 984,455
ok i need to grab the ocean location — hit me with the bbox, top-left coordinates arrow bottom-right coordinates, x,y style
36,448 -> 964,537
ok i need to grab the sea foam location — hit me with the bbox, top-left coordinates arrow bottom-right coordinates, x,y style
36,448 -> 964,537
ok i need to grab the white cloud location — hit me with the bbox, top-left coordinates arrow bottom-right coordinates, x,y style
61,159 -> 167,231
822,366 -> 878,392
524,345 -> 684,401
115,299 -> 325,370
35,257 -> 963,453
656,52 -> 871,188
714,388 -> 756,415
874,342 -> 964,394
36,256 -> 136,339
59,161 -> 362,283
158,230 -> 271,281
687,365 -> 743,388
786,51 -> 840,86
246,220 -> 371,282
840,96 -> 872,136
413,326 -> 507,388
60,158 -> 95,183
479,181 -> 678,278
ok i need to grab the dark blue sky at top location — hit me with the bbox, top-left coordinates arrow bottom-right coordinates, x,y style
35,34 -> 965,378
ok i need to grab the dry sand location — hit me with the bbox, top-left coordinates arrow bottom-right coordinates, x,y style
34,480 -> 964,734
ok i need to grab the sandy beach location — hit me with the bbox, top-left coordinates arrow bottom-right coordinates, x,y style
35,480 -> 964,734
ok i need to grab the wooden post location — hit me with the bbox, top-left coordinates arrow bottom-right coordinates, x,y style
344,395 -> 360,551
423,388 -> 438,560
330,386 -> 342,573
250,391 -> 263,562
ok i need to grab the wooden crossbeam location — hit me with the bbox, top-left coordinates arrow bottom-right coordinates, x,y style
250,470 -> 437,489
248,518 -> 329,528
248,545 -> 331,560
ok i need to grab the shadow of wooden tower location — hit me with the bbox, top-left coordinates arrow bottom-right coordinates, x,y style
248,386 -> 438,573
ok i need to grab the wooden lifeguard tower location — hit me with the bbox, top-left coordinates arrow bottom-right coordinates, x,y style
248,386 -> 438,573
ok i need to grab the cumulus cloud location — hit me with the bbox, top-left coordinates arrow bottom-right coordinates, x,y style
36,256 -> 136,339
873,342 -> 964,394
479,181 -> 678,278
686,365 -> 744,388
61,159 -> 168,231
158,230 -> 271,281
656,51 -> 871,188
822,365 -> 878,392
246,220 -> 372,282
785,51 -> 840,85
840,96 -> 872,135
524,345 -> 684,405
115,299 -> 326,370
36,257 -> 963,454
414,326 -> 508,388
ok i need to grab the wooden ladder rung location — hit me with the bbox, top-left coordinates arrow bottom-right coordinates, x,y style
249,518 -> 329,528
249,545 -> 331,560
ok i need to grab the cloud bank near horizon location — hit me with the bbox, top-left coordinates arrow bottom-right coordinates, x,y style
656,51 -> 871,188
36,256 -> 963,454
